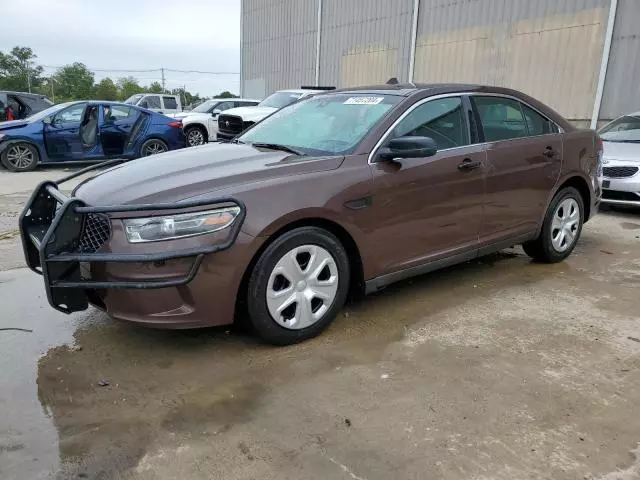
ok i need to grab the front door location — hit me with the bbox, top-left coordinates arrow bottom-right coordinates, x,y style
471,96 -> 563,242
207,100 -> 235,139
370,95 -> 486,275
100,104 -> 142,156
44,103 -> 86,160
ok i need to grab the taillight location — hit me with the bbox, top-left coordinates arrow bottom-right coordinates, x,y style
168,121 -> 182,128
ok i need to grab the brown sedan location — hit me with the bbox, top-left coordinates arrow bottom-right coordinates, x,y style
20,83 -> 602,345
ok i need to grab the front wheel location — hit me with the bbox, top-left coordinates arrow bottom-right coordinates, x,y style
185,126 -> 207,147
139,138 -> 168,157
246,227 -> 350,345
1,142 -> 39,172
522,187 -> 584,263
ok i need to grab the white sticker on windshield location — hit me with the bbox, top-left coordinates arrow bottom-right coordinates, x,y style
344,96 -> 384,105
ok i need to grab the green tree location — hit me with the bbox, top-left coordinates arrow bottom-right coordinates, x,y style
215,90 -> 237,99
0,46 -> 44,92
117,76 -> 144,100
94,77 -> 118,100
53,62 -> 95,101
147,81 -> 164,94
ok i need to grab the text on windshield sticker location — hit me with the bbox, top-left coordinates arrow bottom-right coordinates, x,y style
344,97 -> 384,105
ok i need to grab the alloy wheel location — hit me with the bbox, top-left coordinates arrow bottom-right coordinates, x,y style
266,244 -> 339,330
187,128 -> 205,146
6,145 -> 35,169
143,140 -> 167,156
551,198 -> 580,252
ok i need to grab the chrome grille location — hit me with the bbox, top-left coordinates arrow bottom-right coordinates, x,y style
78,214 -> 111,253
603,166 -> 639,178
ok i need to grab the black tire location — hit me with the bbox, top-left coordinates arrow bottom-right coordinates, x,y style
1,142 -> 39,172
185,125 -> 208,147
246,227 -> 350,346
139,138 -> 168,157
522,187 -> 584,263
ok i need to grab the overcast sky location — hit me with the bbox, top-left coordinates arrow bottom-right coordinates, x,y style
2,0 -> 241,96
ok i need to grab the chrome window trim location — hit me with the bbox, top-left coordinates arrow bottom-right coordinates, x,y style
368,91 -> 563,165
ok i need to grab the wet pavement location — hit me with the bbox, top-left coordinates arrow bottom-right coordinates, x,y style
1,168 -> 640,479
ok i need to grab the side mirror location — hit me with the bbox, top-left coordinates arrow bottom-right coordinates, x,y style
43,116 -> 52,125
211,109 -> 222,118
378,136 -> 438,160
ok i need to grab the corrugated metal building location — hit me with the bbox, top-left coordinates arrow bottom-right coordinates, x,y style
241,0 -> 640,127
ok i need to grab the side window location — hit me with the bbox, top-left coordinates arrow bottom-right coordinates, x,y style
391,96 -> 469,150
140,96 -> 161,109
521,104 -> 553,136
472,96 -> 529,141
55,104 -> 85,123
104,105 -> 133,121
163,96 -> 178,109
217,102 -> 233,111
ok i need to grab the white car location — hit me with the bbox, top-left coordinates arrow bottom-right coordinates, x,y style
180,98 -> 259,146
124,94 -> 182,115
599,112 -> 640,207
216,87 -> 334,141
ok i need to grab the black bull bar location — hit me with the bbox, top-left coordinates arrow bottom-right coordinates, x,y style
19,161 -> 245,314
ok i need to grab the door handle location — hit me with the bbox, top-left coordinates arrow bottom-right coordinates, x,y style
543,146 -> 556,158
457,158 -> 482,171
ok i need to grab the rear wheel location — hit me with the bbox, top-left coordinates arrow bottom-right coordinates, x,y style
1,142 -> 39,172
185,126 -> 207,147
139,139 -> 168,157
246,227 -> 350,345
522,187 -> 584,263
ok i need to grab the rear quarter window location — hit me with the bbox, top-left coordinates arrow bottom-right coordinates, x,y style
163,96 -> 178,109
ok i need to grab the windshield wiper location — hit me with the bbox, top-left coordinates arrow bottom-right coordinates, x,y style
250,142 -> 306,156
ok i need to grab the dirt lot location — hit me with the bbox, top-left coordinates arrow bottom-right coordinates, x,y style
1,167 -> 640,480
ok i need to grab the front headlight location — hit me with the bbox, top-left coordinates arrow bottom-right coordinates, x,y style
123,206 -> 240,243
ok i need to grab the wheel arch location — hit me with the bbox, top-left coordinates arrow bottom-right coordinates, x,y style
235,217 -> 366,320
0,138 -> 43,168
555,175 -> 592,221
137,136 -> 169,157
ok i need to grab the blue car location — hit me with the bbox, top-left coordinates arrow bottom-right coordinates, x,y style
0,101 -> 186,172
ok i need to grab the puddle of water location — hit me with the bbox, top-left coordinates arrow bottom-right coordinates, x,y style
0,269 -> 103,480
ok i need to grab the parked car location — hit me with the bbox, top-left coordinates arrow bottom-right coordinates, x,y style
0,101 -> 185,171
216,87 -> 334,141
0,91 -> 53,121
124,93 -> 182,114
598,112 -> 640,206
20,83 -> 601,345
179,98 -> 260,147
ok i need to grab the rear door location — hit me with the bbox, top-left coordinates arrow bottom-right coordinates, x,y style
44,103 -> 86,160
100,104 -> 141,156
471,95 -> 562,242
370,95 -> 487,274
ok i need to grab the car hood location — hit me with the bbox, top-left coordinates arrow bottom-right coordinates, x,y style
74,143 -> 344,206
602,141 -> 640,162
219,106 -> 277,123
182,112 -> 211,123
0,119 -> 30,130
165,112 -> 191,119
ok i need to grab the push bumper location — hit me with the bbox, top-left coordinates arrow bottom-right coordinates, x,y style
19,161 -> 246,316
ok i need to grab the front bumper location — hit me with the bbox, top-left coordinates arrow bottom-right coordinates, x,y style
19,162 -> 246,319
601,165 -> 640,206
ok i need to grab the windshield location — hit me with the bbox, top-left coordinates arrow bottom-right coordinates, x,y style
192,100 -> 217,113
599,115 -> 640,142
259,91 -> 304,109
124,94 -> 144,105
239,93 -> 401,155
27,102 -> 77,122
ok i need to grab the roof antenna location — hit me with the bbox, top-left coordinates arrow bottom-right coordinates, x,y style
386,77 -> 399,85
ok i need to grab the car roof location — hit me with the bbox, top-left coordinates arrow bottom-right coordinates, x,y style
212,97 -> 260,102
330,82 -> 522,97
0,90 -> 51,99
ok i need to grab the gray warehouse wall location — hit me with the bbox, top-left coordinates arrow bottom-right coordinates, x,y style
600,0 -> 640,120
241,0 -> 637,122
413,0 -> 609,121
318,0 -> 414,87
242,0 -> 319,99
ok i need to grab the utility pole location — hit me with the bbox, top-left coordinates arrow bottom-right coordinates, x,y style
50,78 -> 55,102
161,67 -> 166,93
27,72 -> 31,93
